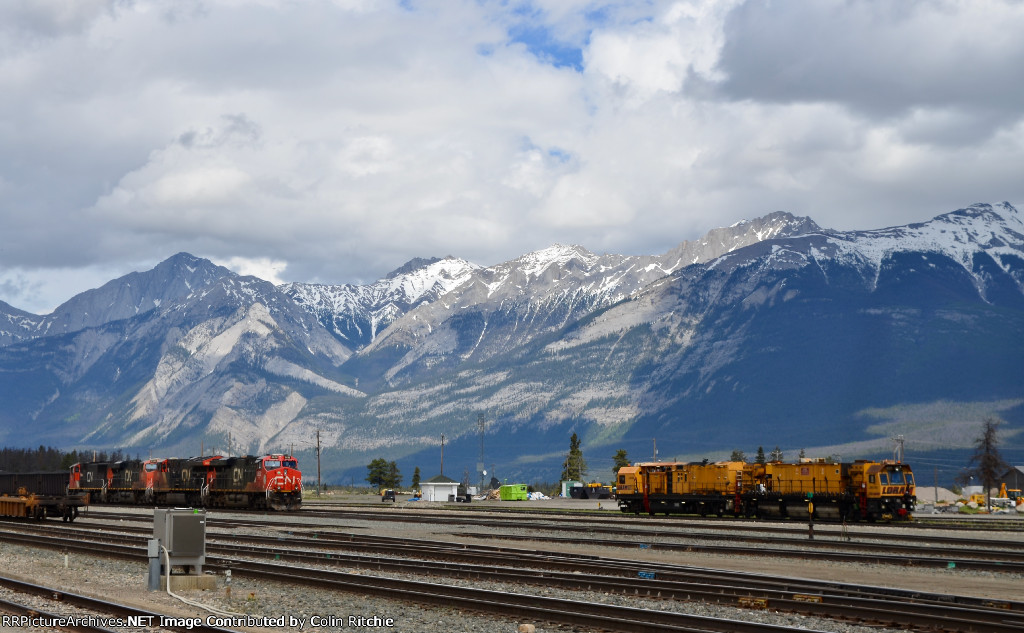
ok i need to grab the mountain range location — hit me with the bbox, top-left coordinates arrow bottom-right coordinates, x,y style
1,202 -> 1021,485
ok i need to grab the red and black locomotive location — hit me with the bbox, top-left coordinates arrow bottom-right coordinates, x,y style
70,453 -> 302,511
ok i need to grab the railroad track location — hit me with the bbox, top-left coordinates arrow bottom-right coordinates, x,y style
0,527 -> 822,633
304,500 -> 1024,530
449,529 -> 1024,573
0,574 -> 238,633
52,507 -> 1024,571
1,519 -> 1021,632
298,504 -> 1024,540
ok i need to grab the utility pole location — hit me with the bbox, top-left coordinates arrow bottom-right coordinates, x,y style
316,430 -> 322,497
477,413 -> 486,492
440,434 -> 446,477
892,435 -> 905,463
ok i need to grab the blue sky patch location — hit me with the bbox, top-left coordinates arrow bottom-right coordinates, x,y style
509,23 -> 584,71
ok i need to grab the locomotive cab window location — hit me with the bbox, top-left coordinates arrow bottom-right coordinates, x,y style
284,460 -> 297,469
889,470 -> 905,484
618,475 -> 625,484
868,475 -> 875,483
145,463 -> 158,472
879,473 -> 889,484
264,459 -> 282,469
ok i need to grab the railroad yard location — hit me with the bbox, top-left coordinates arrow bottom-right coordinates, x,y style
1,495 -> 1022,633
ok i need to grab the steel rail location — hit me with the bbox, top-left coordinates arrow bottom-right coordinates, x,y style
3,521 -> 1022,632
301,502 -> 1024,531
52,508 -> 1024,564
205,538 -> 1024,633
208,557 -> 826,633
20,515 -> 1024,583
289,507 -> 1024,550
6,518 -> 1024,614
450,529 -> 1024,573
0,528 -> 820,633
0,574 -> 239,633
0,595 -> 120,633
58,504 -> 1024,549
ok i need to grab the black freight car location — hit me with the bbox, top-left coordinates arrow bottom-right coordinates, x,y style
0,471 -> 88,521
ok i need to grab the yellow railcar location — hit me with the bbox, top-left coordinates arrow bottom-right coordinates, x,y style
616,458 -> 915,521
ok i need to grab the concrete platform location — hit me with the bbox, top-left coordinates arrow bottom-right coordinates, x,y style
160,574 -> 218,591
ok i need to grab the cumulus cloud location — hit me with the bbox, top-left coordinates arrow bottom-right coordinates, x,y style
1,0 -> 1023,313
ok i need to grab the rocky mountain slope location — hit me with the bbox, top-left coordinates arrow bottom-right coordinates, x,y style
0,203 -> 1021,483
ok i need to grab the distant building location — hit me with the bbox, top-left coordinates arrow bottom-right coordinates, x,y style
420,474 -> 459,502
997,466 -> 1024,490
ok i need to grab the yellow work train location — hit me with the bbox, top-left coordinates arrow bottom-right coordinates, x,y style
615,458 -> 915,521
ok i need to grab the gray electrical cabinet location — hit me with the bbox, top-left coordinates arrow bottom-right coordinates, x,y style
153,508 -> 206,574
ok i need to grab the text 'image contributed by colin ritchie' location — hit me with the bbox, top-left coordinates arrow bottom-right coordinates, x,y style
2,614 -> 397,629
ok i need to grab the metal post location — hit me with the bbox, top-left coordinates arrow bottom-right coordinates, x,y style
147,539 -> 161,591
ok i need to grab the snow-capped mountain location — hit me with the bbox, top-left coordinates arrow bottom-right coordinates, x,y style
280,256 -> 481,348
0,203 -> 1021,484
358,211 -> 822,382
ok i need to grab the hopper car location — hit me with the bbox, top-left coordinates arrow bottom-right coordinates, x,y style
70,453 -> 302,511
0,471 -> 88,521
616,458 -> 915,522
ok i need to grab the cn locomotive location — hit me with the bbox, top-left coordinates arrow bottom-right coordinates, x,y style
69,453 -> 302,511
616,458 -> 915,522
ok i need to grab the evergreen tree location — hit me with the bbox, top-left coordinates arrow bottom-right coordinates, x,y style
958,417 -> 1009,509
612,449 -> 630,478
561,433 -> 588,481
755,446 -> 766,464
729,449 -> 746,463
769,446 -> 784,462
60,450 -> 80,470
365,458 -> 391,490
411,466 -> 421,490
386,461 -> 402,489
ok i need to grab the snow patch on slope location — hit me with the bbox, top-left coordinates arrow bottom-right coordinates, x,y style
130,303 -> 279,421
264,357 -> 366,397
208,390 -> 308,453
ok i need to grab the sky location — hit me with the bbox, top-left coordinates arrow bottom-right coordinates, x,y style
2,0 -> 1023,314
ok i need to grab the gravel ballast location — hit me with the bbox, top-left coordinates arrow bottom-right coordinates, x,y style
1,503 -> 1020,633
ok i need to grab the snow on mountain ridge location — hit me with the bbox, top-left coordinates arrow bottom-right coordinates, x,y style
282,256 -> 480,313
513,244 -> 601,278
827,202 -> 1023,278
